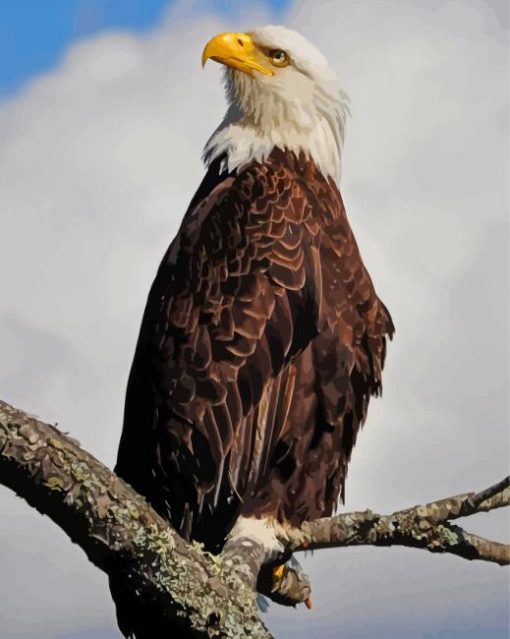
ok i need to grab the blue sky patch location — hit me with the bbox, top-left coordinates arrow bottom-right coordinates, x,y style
0,0 -> 289,97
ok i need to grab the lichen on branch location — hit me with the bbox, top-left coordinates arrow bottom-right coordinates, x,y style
0,400 -> 270,639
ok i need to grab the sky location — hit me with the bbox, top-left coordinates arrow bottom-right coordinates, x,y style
0,1 -> 508,638
0,0 -> 289,97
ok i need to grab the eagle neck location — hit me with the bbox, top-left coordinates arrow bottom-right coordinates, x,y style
203,111 -> 342,183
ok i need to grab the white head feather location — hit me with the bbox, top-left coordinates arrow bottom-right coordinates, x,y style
203,25 -> 350,182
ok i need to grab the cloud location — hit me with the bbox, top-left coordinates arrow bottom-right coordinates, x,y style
0,1 -> 508,637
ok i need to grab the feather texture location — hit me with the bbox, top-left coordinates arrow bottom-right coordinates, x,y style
115,148 -> 393,549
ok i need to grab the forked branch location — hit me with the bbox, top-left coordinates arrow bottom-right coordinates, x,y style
0,399 -> 507,639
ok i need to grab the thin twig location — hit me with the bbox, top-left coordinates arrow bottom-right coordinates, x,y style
289,478 -> 510,566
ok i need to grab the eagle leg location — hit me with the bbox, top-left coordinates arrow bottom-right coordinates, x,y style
264,556 -> 312,608
222,516 -> 311,607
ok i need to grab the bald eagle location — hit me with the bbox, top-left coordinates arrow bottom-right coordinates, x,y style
112,25 -> 393,637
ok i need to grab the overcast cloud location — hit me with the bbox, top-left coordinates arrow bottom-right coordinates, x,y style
0,1 -> 508,638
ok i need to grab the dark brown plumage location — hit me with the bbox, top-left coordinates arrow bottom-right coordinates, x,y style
111,145 -> 394,638
115,147 -> 393,553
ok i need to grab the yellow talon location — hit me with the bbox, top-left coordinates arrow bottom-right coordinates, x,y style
273,564 -> 285,581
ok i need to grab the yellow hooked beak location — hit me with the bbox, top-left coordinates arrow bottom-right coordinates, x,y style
202,32 -> 274,76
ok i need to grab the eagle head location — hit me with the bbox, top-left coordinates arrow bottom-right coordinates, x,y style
202,25 -> 350,182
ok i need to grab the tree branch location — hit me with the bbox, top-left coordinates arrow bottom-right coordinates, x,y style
0,400 -> 271,639
0,398 -> 508,638
288,479 -> 509,565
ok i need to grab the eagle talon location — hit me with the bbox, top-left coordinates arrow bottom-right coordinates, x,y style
272,563 -> 286,584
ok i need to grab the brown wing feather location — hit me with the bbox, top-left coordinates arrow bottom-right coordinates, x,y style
115,153 -> 312,547
115,149 -> 393,551
238,151 -> 394,524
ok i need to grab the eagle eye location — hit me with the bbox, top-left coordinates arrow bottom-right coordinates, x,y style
269,49 -> 289,68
